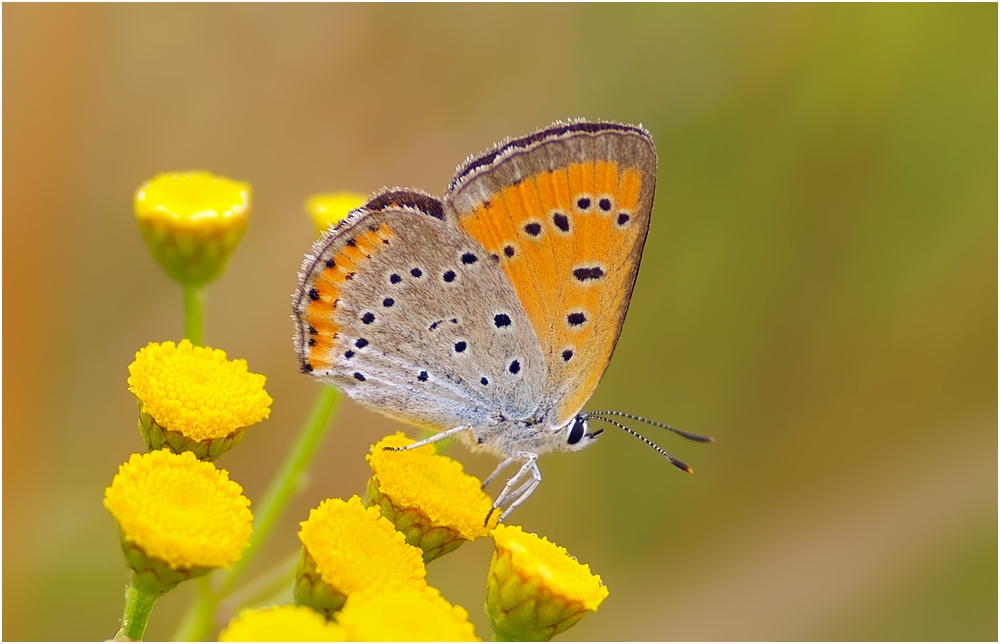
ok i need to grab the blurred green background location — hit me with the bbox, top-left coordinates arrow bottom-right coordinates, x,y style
3,4 -> 996,641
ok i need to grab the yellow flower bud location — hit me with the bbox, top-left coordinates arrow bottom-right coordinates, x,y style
305,192 -> 367,238
219,605 -> 346,642
127,340 -> 272,460
104,450 -> 253,594
486,525 -> 609,641
295,496 -> 427,618
367,432 -> 497,562
134,171 -> 250,286
337,587 -> 479,641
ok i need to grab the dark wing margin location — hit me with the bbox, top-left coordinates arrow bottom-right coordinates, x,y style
449,119 -> 652,193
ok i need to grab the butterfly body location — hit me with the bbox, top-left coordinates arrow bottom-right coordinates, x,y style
294,120 -> 658,518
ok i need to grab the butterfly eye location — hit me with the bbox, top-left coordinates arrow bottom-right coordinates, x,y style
567,418 -> 587,445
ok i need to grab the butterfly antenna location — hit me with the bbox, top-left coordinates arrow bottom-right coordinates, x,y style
587,410 -> 714,442
590,415 -> 694,474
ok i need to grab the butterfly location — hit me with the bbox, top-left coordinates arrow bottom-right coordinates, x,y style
293,120 -> 710,522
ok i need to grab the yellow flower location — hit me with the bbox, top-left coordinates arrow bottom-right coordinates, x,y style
295,496 -> 427,617
219,605 -> 345,642
367,432 -> 496,562
486,525 -> 609,641
337,587 -> 479,642
305,192 -> 367,237
104,450 -> 252,592
128,339 -> 272,459
135,170 -> 251,285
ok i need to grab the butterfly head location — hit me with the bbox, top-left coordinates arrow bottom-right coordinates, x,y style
561,414 -> 604,452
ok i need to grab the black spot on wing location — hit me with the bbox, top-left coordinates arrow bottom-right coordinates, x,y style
572,267 -> 605,282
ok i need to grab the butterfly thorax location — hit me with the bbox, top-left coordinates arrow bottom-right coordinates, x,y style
448,406 -> 600,459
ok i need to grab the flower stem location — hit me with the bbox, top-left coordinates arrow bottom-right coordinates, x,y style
220,384 -> 340,594
116,571 -> 160,641
219,550 -> 300,620
183,284 -> 205,345
170,575 -> 215,642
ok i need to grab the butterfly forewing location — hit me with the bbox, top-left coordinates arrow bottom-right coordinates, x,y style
444,122 -> 657,427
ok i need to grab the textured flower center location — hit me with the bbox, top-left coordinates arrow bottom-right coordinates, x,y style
104,450 -> 252,570
337,588 -> 478,641
128,339 -> 272,441
492,524 -> 609,610
298,496 -> 426,595
220,605 -> 345,642
368,432 -> 494,540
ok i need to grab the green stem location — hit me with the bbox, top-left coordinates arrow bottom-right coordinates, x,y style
170,575 -> 215,642
221,384 -> 340,594
116,571 -> 160,641
183,284 -> 205,345
219,550 -> 300,621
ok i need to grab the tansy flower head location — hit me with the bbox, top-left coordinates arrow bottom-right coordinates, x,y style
128,339 -> 272,460
487,525 -> 609,641
295,495 -> 427,617
104,450 -> 252,593
367,432 -> 496,562
337,587 -> 479,642
305,192 -> 366,237
134,170 -> 251,285
219,605 -> 345,642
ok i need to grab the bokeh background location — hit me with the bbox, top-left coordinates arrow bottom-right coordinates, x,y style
4,4 -> 996,641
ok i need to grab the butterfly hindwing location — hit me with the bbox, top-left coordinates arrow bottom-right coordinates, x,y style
294,189 -> 546,432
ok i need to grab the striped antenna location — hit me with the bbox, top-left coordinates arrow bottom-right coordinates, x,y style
588,415 -> 694,474
586,410 -> 714,442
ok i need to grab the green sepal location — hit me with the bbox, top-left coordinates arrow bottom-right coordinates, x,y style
136,216 -> 247,287
137,404 -> 247,462
365,475 -> 466,563
293,548 -> 346,619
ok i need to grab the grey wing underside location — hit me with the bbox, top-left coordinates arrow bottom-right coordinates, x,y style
293,193 -> 546,433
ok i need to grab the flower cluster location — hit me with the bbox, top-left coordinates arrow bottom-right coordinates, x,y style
104,334 -> 271,639
103,173 -> 609,641
213,433 -> 608,641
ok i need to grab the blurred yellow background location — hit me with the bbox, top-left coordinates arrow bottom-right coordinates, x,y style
3,4 -> 996,641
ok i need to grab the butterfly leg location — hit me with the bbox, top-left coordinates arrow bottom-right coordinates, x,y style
490,452 -> 541,522
482,456 -> 517,489
498,476 -> 542,522
383,425 -> 471,452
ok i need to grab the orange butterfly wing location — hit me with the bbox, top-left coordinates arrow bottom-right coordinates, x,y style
444,122 -> 657,427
